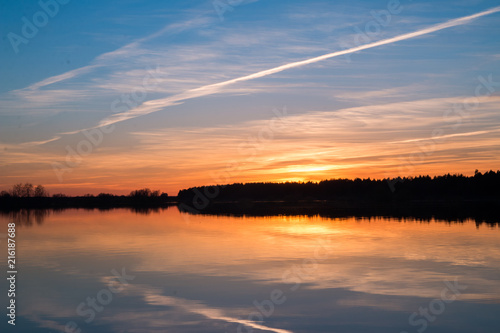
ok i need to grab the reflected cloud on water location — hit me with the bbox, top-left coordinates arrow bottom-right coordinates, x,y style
0,207 -> 499,333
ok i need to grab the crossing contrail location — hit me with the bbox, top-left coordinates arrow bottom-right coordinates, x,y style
14,5 -> 493,139
97,5 -> 500,128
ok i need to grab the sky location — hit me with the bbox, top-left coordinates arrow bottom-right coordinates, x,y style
0,0 -> 499,195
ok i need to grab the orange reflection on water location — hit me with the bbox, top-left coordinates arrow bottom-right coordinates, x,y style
6,207 -> 500,301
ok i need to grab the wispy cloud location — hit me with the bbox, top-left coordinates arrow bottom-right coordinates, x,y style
333,85 -> 426,100
96,6 -> 500,128
25,65 -> 101,91
392,128 -> 500,143
121,95 -> 500,186
144,292 -> 294,333
10,16 -> 212,95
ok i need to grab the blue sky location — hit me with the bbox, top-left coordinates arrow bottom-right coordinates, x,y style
1,0 -> 500,194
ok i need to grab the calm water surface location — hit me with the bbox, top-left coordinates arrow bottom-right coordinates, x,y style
1,207 -> 499,332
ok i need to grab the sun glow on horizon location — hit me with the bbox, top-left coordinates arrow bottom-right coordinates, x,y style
1,2 -> 499,196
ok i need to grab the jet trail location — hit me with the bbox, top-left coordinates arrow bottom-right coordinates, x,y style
97,5 -> 500,128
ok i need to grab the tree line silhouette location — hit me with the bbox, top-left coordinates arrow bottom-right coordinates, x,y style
175,170 -> 500,225
177,170 -> 500,204
1,171 -> 499,212
0,183 -> 49,198
0,184 -> 173,210
1,172 -> 499,225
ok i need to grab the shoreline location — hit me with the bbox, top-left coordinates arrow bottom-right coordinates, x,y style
2,198 -> 498,226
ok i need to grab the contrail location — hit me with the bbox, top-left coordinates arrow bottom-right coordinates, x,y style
145,293 -> 295,333
391,128 -> 500,144
17,17 -> 211,92
97,5 -> 500,128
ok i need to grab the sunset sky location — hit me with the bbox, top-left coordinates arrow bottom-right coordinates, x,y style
1,0 -> 500,195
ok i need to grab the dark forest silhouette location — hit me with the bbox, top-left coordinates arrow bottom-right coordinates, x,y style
177,170 -> 500,204
1,171 -> 499,225
175,170 -> 500,225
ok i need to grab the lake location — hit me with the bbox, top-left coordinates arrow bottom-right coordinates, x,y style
1,207 -> 499,333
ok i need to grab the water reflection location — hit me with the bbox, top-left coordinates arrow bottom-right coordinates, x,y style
178,201 -> 500,227
3,202 -> 499,228
0,207 -> 499,333
0,207 -> 171,226
0,209 -> 50,226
